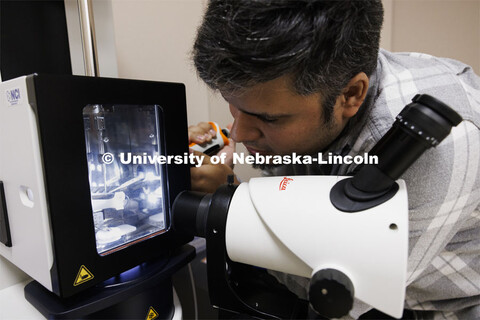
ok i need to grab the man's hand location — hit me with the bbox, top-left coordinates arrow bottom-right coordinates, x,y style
188,121 -> 218,145
188,122 -> 238,192
190,150 -> 240,193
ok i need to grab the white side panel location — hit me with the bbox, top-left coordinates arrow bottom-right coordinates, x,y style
226,176 -> 408,318
0,77 -> 54,291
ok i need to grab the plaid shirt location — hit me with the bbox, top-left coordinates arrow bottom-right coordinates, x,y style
264,49 -> 480,319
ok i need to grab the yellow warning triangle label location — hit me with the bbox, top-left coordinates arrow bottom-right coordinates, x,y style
145,306 -> 159,320
73,265 -> 94,286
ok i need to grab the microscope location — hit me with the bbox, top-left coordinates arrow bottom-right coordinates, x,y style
173,94 -> 463,319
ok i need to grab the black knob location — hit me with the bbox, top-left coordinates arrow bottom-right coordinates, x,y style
309,269 -> 354,318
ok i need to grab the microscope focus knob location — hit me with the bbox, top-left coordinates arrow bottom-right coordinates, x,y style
309,269 -> 354,318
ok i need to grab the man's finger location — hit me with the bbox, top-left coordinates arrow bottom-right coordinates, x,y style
188,122 -> 216,144
189,148 -> 212,166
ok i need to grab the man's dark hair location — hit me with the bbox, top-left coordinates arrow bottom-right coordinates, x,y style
193,0 -> 384,122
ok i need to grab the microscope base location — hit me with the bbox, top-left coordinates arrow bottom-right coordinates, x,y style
24,245 -> 195,319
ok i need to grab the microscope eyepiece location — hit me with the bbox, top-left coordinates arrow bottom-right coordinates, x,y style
395,94 -> 462,147
331,94 -> 462,212
353,94 -> 462,192
172,191 -> 212,237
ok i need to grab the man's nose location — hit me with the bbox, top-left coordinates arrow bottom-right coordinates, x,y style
230,112 -> 262,143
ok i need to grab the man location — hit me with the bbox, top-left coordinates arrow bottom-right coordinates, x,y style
188,1 -> 480,318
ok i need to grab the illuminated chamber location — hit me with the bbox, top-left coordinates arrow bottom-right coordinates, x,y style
83,104 -> 168,255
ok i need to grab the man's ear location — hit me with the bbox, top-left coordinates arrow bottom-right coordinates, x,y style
341,72 -> 369,119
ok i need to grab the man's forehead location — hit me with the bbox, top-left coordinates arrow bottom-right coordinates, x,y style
220,76 -> 295,100
221,89 -> 295,116
221,78 -> 323,116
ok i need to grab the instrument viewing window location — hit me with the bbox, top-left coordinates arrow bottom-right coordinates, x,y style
83,104 -> 168,255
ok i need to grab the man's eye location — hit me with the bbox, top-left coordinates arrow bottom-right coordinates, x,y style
259,116 -> 278,123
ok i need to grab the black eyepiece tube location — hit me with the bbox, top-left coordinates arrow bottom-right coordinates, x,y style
351,94 -> 462,194
172,191 -> 212,237
331,94 -> 462,212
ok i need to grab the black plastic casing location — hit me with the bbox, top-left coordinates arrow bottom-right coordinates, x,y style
25,74 -> 192,298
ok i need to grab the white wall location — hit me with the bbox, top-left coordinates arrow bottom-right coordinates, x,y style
111,0 -> 210,126
386,0 -> 479,73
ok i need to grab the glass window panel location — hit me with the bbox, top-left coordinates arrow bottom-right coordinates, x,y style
83,104 -> 167,255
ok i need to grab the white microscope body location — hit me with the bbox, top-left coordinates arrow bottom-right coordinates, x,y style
225,176 -> 408,318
